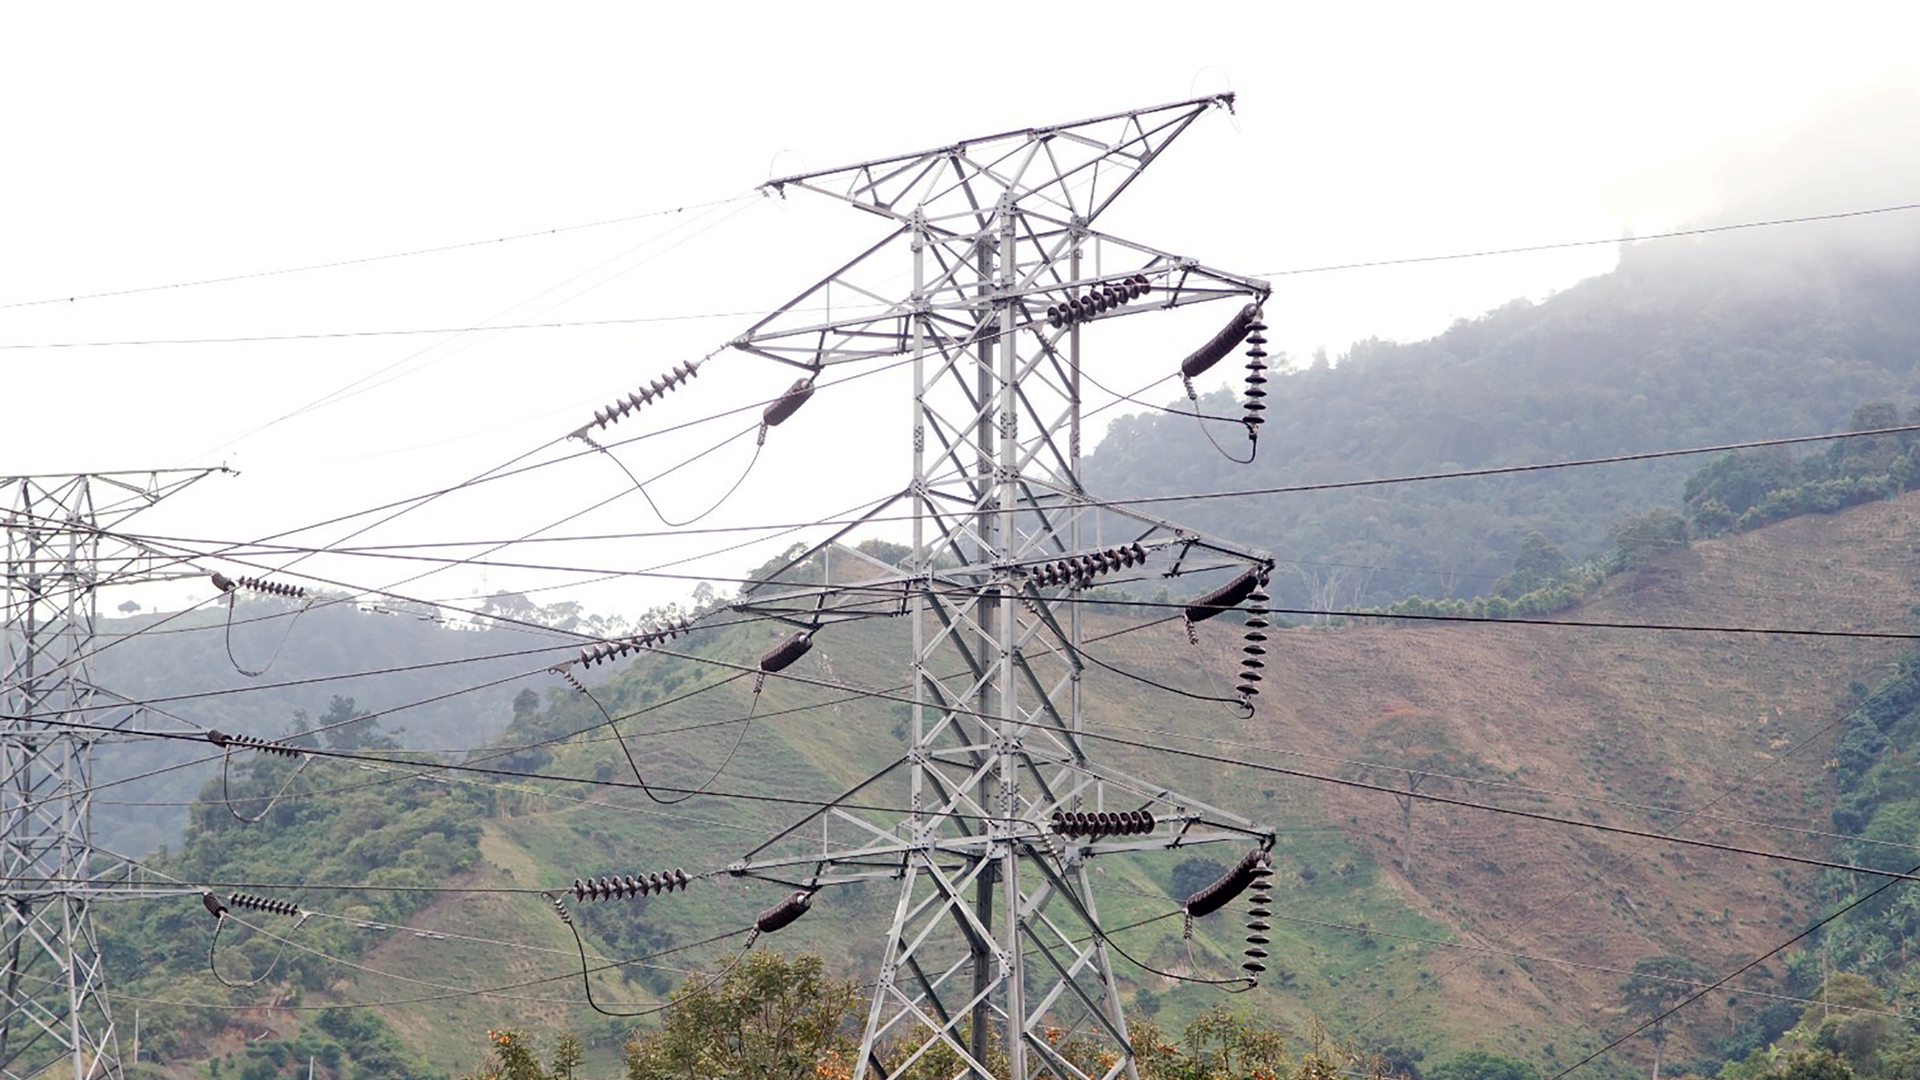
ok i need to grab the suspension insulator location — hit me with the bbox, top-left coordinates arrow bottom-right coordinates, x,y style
206,730 -> 303,758
234,576 -> 306,599
760,631 -> 813,674
1050,810 -> 1156,838
1088,291 -> 1107,314
586,361 -> 701,432
1179,303 -> 1261,381
1184,567 -> 1266,625
762,378 -> 817,428
578,617 -> 694,667
570,868 -> 688,903
1185,847 -> 1270,919
755,891 -> 813,934
1131,273 -> 1151,298
1048,306 -> 1064,329
1242,856 -> 1274,979
1236,584 -> 1270,701
1242,315 -> 1269,432
228,892 -> 301,918
211,572 -> 237,593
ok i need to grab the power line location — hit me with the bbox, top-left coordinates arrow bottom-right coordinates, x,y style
1077,731 -> 1920,887
1546,859 -> 1920,1080
0,193 -> 753,311
1255,202 -> 1920,278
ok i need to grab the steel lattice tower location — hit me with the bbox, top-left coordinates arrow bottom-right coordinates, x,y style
714,97 -> 1275,1080
1,469 -> 223,1080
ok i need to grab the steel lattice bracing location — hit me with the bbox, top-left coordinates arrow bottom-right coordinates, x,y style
1,470 -> 221,1080
720,97 -> 1274,1080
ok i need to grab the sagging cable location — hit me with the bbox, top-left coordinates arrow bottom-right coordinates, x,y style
552,665 -> 757,805
207,729 -> 314,824
595,422 -> 764,529
548,892 -> 759,1018
213,572 -> 313,677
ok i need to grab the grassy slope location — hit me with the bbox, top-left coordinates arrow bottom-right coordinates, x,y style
293,495 -> 1914,1076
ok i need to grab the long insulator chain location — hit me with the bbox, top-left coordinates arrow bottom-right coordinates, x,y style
754,630 -> 812,693
757,377 -> 817,445
1241,853 -> 1274,984
1185,846 -> 1271,919
1241,312 -> 1268,439
1030,543 -> 1149,589
206,730 -> 303,757
754,891 -> 813,935
1184,566 -> 1265,644
211,572 -> 307,599
1235,581 -> 1270,705
571,869 -> 690,902
1047,274 -> 1150,330
578,617 -> 693,668
1050,810 -> 1156,838
580,361 -> 701,436
228,892 -> 302,918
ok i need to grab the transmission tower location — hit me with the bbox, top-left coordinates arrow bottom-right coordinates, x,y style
1,469 -> 225,1080
716,97 -> 1275,1080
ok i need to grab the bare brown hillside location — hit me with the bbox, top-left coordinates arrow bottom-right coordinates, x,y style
1096,492 -> 1920,1064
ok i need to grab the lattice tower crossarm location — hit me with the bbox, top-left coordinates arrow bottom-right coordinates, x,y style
719,98 -> 1275,1080
1,469 -> 223,1080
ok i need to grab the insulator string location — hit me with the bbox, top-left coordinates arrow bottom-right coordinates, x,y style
1235,579 -> 1271,709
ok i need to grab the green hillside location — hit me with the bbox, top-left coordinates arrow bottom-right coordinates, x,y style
1085,237 -> 1920,611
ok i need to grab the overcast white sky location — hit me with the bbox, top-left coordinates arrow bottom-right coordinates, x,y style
6,3 -> 1918,619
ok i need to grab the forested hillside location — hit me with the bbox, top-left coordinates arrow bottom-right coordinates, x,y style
1086,236 -> 1920,610
89,599 -> 562,855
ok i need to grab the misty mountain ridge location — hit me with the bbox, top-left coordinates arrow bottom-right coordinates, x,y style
1084,220 -> 1920,610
